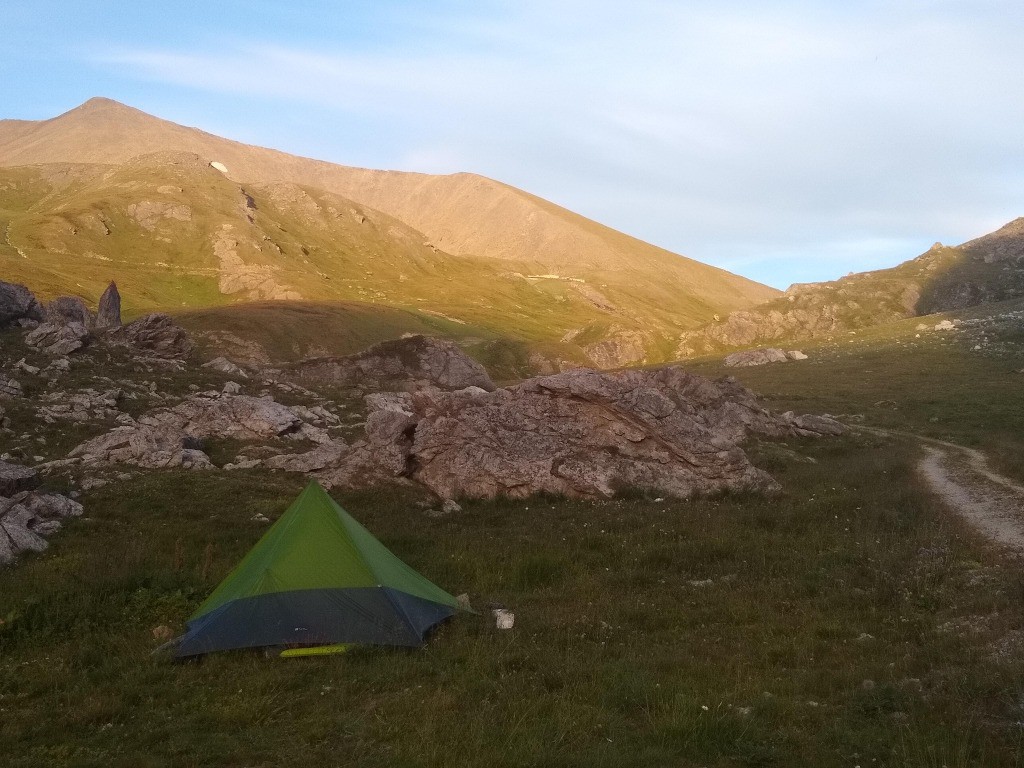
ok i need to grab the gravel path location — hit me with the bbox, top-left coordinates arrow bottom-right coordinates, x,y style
859,425 -> 1024,554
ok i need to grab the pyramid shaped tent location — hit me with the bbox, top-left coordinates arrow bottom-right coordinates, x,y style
174,481 -> 463,657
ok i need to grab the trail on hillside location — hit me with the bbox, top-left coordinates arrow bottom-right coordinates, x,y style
858,426 -> 1024,554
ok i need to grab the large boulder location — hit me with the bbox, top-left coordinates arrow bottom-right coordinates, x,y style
45,296 -> 94,326
69,424 -> 213,469
95,281 -> 122,328
0,281 -> 44,328
107,313 -> 194,359
292,335 -> 495,392
140,394 -> 302,440
0,490 -> 84,566
24,322 -> 90,355
723,348 -> 790,367
0,461 -> 40,496
316,366 -> 845,500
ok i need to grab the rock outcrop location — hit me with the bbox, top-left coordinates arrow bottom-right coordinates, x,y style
45,296 -> 93,327
139,394 -> 304,441
107,313 -> 194,358
0,281 -> 44,328
723,348 -> 790,367
201,356 -> 248,377
0,460 -> 40,496
0,489 -> 84,565
68,393 -> 328,468
316,366 -> 845,500
68,424 -> 212,470
24,322 -> 90,356
96,281 -> 122,328
0,374 -> 22,399
292,335 -> 495,392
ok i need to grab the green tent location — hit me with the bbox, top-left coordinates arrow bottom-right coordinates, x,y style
173,480 -> 463,657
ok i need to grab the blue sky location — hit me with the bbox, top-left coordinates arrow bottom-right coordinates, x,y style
3,1 -> 1024,289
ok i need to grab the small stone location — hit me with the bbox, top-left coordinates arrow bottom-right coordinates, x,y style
441,499 -> 462,514
151,625 -> 174,642
222,381 -> 242,395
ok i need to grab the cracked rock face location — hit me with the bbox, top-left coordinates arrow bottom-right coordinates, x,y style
106,313 -> 194,359
0,281 -> 45,329
0,490 -> 84,566
316,366 -> 846,500
25,322 -> 90,356
67,393 -> 327,469
292,335 -> 495,392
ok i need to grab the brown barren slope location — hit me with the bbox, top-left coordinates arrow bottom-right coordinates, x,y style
0,98 -> 777,311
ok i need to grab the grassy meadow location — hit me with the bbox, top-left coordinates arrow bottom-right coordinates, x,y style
2,310 -> 1024,766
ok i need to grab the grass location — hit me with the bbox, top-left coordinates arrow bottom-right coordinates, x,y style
3,292 -> 1024,764
2,433 -> 1023,766
681,301 -> 1024,481
0,160 -> 764,367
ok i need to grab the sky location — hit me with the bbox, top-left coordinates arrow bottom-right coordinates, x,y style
3,1 -> 1023,289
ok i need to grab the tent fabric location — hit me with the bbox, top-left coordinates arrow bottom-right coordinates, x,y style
173,481 -> 462,657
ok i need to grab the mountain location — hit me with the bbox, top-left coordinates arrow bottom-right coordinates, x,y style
677,218 -> 1024,356
0,98 -> 777,367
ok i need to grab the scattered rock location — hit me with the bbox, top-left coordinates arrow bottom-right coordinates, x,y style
151,625 -> 174,642
67,392 -> 327,469
263,440 -> 348,472
107,313 -> 194,359
786,350 -> 808,360
0,281 -> 45,328
25,322 -> 90,356
222,381 -> 242,395
441,499 -> 462,515
291,335 -> 495,392
934,319 -> 956,331
724,348 -> 790,367
202,356 -> 248,378
779,412 -> 846,437
68,425 -> 212,470
0,374 -> 22,399
95,281 -> 122,328
13,358 -> 39,375
0,490 -> 83,565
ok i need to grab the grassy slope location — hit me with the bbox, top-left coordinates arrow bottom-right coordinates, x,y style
0,158 -> 756,365
0,98 -> 778,341
682,299 -> 1024,481
2,309 -> 1024,765
681,221 -> 1024,356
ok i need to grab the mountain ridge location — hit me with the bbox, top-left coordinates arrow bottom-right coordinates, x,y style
0,97 -> 776,296
0,98 -> 779,368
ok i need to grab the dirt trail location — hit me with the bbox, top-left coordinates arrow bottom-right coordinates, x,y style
859,426 -> 1024,553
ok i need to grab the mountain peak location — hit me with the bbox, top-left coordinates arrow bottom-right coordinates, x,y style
59,96 -> 152,121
